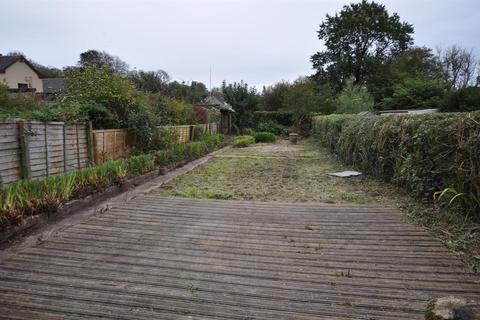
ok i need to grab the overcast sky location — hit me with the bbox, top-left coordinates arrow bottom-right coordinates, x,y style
1,0 -> 479,89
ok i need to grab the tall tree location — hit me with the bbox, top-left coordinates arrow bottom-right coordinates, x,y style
282,78 -> 320,130
221,81 -> 260,128
130,70 -> 170,93
78,50 -> 129,75
437,45 -> 479,89
311,0 -> 414,91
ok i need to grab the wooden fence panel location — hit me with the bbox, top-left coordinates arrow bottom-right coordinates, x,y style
0,122 -> 220,185
0,120 -> 90,186
0,121 -> 21,185
92,129 -> 133,164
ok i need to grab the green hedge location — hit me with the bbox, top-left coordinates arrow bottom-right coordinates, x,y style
0,134 -> 224,229
254,132 -> 277,143
312,112 -> 480,215
253,111 -> 294,126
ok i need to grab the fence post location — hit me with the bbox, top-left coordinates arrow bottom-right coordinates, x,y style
63,124 -> 67,172
86,122 -> 95,165
18,121 -> 31,179
75,124 -> 81,169
44,122 -> 50,177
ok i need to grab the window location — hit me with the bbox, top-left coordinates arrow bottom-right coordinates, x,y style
18,83 -> 28,91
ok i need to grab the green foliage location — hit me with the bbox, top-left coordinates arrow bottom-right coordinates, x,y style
62,66 -> 136,108
126,106 -> 159,153
221,81 -> 260,129
336,77 -> 374,113
440,87 -> 480,112
154,127 -> 180,150
311,0 -> 414,91
233,135 -> 256,148
260,81 -> 290,111
256,121 -> 290,136
78,102 -> 117,128
154,134 -> 224,167
283,78 -> 320,130
253,111 -> 294,126
254,132 -> 277,143
242,128 -> 255,136
377,78 -> 445,110
312,112 -> 480,215
0,134 -> 225,228
193,125 -> 206,141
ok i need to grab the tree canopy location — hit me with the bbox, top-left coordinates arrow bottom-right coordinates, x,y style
311,0 -> 414,91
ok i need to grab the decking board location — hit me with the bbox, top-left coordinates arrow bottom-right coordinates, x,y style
0,196 -> 478,319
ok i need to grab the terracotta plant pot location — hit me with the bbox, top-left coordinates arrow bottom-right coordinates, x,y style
289,132 -> 299,144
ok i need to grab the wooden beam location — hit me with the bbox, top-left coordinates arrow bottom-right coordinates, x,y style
17,121 -> 31,179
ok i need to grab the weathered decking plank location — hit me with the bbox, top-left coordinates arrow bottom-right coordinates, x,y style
0,196 -> 478,319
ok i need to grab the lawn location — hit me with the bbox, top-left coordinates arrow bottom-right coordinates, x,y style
155,138 -> 405,204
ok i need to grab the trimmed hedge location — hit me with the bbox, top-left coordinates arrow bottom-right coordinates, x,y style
254,132 -> 277,143
312,112 -> 480,215
0,134 -> 224,228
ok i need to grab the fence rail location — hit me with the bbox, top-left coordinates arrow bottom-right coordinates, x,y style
0,121 -> 219,185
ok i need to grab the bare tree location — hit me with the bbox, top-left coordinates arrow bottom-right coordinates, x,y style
437,45 -> 479,88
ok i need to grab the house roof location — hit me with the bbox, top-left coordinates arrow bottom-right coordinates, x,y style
0,55 -> 43,77
202,95 -> 235,112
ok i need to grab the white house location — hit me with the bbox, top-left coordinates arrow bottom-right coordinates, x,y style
0,54 -> 44,93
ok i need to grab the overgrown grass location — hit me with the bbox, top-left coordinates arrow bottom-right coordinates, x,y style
0,134 -> 224,229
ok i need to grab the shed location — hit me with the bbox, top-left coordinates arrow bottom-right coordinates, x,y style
200,95 -> 234,134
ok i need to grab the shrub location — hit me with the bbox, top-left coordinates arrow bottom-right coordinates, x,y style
154,127 -> 179,150
312,112 -> 480,215
336,77 -> 374,114
126,106 -> 158,153
233,135 -> 255,148
193,125 -> 206,141
440,87 -> 480,112
254,132 -> 277,143
377,78 -> 445,111
242,128 -> 255,136
256,121 -> 290,136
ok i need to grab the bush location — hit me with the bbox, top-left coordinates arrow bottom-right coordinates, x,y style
233,135 -> 255,148
126,106 -> 158,153
312,112 -> 480,215
154,127 -> 179,150
256,121 -> 290,136
242,128 -> 255,136
441,87 -> 480,112
193,125 -> 206,141
377,78 -> 445,110
254,132 -> 277,143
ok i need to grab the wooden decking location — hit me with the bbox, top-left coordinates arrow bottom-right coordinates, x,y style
0,196 -> 479,319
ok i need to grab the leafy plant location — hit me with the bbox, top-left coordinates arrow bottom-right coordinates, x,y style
233,135 -> 255,148
254,132 -> 277,143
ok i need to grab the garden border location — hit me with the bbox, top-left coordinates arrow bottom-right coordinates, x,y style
0,145 -> 230,254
